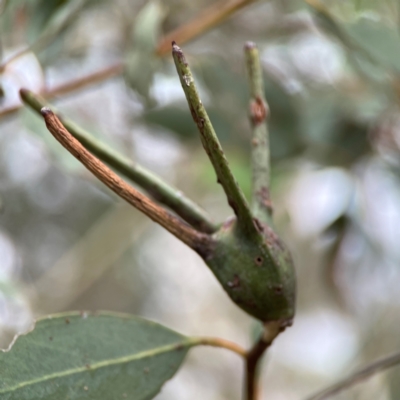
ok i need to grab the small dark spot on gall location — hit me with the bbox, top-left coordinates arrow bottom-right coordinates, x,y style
85,364 -> 91,369
247,300 -> 256,309
65,318 -> 70,324
49,337 -> 53,341
175,344 -> 184,351
255,256 -> 263,266
227,275 -> 241,289
273,284 -> 283,295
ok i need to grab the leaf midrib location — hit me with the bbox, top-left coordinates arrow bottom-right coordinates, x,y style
1,340 -> 192,394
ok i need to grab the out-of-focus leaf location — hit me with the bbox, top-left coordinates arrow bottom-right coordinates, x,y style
343,17 -> 400,73
28,0 -> 70,38
0,1 -> 28,35
300,89 -> 374,166
306,2 -> 389,82
196,56 -> 303,157
0,312 -> 191,400
322,214 -> 349,305
265,79 -> 304,160
143,103 -> 231,141
125,0 -> 165,100
131,0 -> 163,51
195,57 -> 249,144
0,0 -> 10,16
30,0 -> 90,65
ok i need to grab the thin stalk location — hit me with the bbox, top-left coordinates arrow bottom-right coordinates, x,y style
190,337 -> 247,358
172,42 -> 259,239
40,108 -> 212,254
244,42 -> 273,226
305,351 -> 400,400
156,0 -> 259,55
245,321 -> 281,400
20,89 -> 217,234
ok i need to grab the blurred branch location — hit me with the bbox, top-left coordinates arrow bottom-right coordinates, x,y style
42,63 -> 124,98
172,42 -> 258,238
20,89 -> 218,234
245,321 -> 281,400
0,0 -> 260,119
244,42 -> 272,226
156,0 -> 259,55
40,108 -> 212,254
305,351 -> 400,400
0,63 -> 123,119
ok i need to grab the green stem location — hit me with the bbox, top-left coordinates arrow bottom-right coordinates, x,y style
172,42 -> 259,238
244,42 -> 273,226
20,89 -> 218,234
245,321 -> 281,400
40,107 -> 212,254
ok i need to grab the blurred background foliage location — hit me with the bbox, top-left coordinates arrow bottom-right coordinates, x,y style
1,0 -> 400,399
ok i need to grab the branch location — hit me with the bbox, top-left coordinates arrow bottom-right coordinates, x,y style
42,64 -> 124,98
245,321 -> 281,400
172,42 -> 259,238
190,337 -> 247,358
156,0 -> 259,55
1,0 -> 260,120
40,107 -> 212,254
305,351 -> 400,400
20,89 -> 218,234
244,42 -> 272,226
0,63 -> 123,119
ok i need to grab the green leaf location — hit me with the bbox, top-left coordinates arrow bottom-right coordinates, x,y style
131,0 -> 164,51
343,17 -> 400,72
0,312 -> 192,400
143,103 -> 231,141
125,0 -> 166,100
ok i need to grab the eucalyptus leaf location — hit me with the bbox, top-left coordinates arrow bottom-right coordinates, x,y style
143,103 -> 231,141
0,312 -> 193,400
125,0 -> 165,100
29,0 -> 71,38
343,17 -> 400,72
